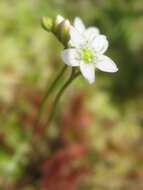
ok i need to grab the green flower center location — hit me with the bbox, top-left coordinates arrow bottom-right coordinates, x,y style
82,49 -> 94,63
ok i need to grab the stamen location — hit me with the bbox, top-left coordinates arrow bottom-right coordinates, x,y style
82,48 -> 94,63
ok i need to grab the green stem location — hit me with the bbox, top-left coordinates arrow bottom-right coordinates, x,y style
46,69 -> 80,126
35,65 -> 67,127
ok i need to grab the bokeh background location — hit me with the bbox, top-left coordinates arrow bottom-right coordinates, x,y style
0,0 -> 143,189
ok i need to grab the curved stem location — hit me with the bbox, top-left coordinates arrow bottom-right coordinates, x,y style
34,65 -> 67,127
46,69 -> 80,127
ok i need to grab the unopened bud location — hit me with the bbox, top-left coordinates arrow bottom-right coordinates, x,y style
55,15 -> 64,25
58,19 -> 71,46
41,16 -> 53,32
42,15 -> 71,47
53,15 -> 67,33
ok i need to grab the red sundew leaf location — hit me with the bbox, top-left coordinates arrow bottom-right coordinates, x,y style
61,92 -> 93,128
42,165 -> 89,190
102,118 -> 115,129
137,170 -> 143,179
40,144 -> 89,190
127,170 -> 143,180
59,92 -> 93,146
41,144 -> 88,175
42,168 -> 88,190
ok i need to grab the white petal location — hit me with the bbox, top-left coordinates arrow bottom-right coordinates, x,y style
92,35 -> 108,54
69,26 -> 84,47
56,15 -> 64,24
80,62 -> 95,84
61,49 -> 79,67
84,27 -> 100,40
96,55 -> 118,73
74,17 -> 85,33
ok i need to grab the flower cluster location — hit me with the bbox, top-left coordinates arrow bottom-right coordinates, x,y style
42,15 -> 118,84
61,16 -> 118,83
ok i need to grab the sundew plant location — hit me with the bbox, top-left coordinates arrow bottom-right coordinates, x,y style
1,1 -> 143,189
37,15 -> 118,128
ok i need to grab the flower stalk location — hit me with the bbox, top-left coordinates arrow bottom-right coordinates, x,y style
46,68 -> 80,126
35,65 -> 67,128
35,15 -> 118,131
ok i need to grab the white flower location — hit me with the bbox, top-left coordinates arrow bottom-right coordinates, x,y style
61,17 -> 118,84
69,17 -> 100,47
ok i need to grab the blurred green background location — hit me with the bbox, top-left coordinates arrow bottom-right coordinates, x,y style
0,0 -> 143,189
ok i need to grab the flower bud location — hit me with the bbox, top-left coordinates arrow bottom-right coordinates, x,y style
41,16 -> 53,32
58,19 -> 71,47
42,15 -> 71,47
53,15 -> 64,33
55,15 -> 64,25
